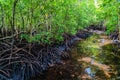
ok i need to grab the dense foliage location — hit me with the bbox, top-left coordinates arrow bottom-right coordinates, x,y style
0,0 -> 98,44
97,0 -> 120,33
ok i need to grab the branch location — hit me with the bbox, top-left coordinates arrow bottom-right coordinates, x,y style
0,31 -> 26,41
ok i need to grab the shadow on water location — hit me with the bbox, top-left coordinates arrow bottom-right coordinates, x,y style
100,43 -> 120,79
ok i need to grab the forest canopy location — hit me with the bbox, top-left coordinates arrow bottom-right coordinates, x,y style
0,0 -> 119,44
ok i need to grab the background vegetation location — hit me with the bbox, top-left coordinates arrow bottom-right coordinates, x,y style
97,0 -> 120,33
0,0 -> 100,44
0,0 -> 119,44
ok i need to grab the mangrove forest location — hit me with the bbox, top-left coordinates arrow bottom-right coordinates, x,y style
0,0 -> 120,80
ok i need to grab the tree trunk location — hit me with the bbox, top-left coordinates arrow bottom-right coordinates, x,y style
10,0 -> 18,63
117,0 -> 120,40
0,5 -> 4,37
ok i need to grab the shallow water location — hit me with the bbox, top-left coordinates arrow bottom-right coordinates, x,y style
30,34 -> 120,80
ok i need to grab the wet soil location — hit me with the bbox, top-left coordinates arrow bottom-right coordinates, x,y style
30,59 -> 82,80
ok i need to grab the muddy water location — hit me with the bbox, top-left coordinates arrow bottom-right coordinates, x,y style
31,34 -> 120,80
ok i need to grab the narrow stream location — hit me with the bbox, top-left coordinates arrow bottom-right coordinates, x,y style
31,33 -> 120,80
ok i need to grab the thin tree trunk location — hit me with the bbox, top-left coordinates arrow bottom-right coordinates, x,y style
10,0 -> 18,63
0,5 -> 4,37
117,0 -> 120,40
20,11 -> 24,30
1,6 -> 4,30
